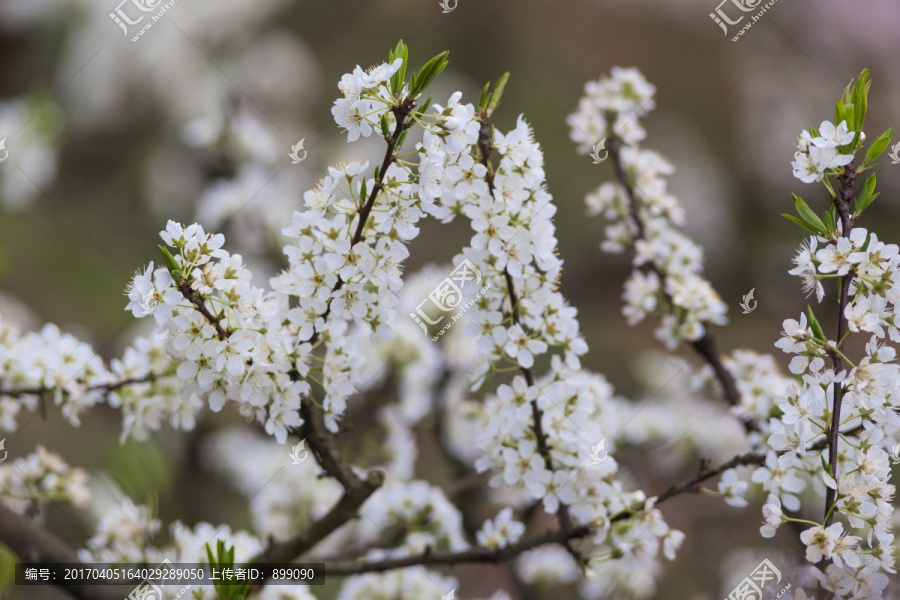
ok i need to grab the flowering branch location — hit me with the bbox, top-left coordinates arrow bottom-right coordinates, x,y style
176,282 -> 230,341
0,372 -> 160,399
478,110 -> 582,563
822,166 -> 857,524
314,96 -> 416,333
606,135 -> 757,434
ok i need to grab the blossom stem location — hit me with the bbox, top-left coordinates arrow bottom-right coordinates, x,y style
606,135 -> 759,435
177,283 -> 230,341
479,110 -> 583,565
310,97 -> 416,344
0,372 -> 162,400
823,165 -> 857,525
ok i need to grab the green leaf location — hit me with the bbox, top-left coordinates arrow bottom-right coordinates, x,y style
860,128 -> 893,170
860,231 -> 872,253
782,214 -> 821,236
478,81 -> 492,113
157,245 -> 182,281
834,101 -> 847,127
380,113 -> 390,137
850,69 -> 870,147
806,305 -> 827,343
821,454 -> 832,476
822,206 -> 835,234
388,40 -> 408,96
486,72 -> 510,116
409,51 -> 449,96
840,78 -> 853,107
854,173 -> 878,216
418,95 -> 433,115
793,194 -> 827,234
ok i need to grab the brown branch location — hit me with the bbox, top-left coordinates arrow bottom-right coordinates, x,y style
311,97 -> 416,337
250,398 -> 383,564
177,283 -> 230,341
248,100 -> 419,570
824,166 -> 857,524
477,113 -> 582,565
312,525 -> 592,577
606,135 -> 758,434
1,372 -> 163,400
0,503 -> 130,600
654,451 -> 766,505
648,422 -> 863,508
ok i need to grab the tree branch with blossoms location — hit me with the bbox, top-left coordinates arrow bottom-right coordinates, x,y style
568,67 -> 899,598
603,119 -> 755,434
2,45 -> 899,600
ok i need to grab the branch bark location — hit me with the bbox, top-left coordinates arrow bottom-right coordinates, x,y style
0,504 -> 131,600
312,525 -> 592,577
250,398 -> 384,564
823,166 -> 857,524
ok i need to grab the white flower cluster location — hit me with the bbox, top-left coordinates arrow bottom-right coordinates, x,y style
569,70 -> 728,347
332,58 -> 403,142
78,492 -> 280,600
412,90 -> 686,597
0,446 -> 89,514
0,317 -> 111,429
763,229 -> 899,593
336,568 -> 456,600
125,220 -> 310,442
568,66 -> 655,151
791,120 -> 856,184
78,496 -> 162,564
746,115 -> 900,597
353,480 -> 467,555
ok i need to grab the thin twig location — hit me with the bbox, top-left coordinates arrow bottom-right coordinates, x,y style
607,135 -> 759,434
823,166 -> 857,524
478,113 -> 582,564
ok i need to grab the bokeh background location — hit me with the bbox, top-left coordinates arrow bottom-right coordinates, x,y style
1,0 -> 900,597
